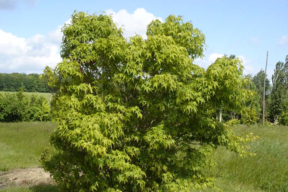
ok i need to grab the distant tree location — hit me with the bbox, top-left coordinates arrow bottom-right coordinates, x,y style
252,69 -> 271,97
41,12 -> 256,192
270,61 -> 288,122
275,55 -> 288,125
0,73 -> 49,92
0,90 -> 51,122
252,69 -> 271,121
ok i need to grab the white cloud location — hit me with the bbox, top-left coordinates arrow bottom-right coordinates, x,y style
278,35 -> 288,47
47,19 -> 71,45
0,8 -> 162,74
47,25 -> 62,45
195,53 -> 224,69
209,53 -> 224,62
195,53 -> 256,75
0,17 -> 72,74
238,55 -> 255,75
106,8 -> 162,39
0,29 -> 61,74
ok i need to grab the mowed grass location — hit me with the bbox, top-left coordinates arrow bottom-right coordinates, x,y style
0,92 -> 52,102
0,122 -> 56,171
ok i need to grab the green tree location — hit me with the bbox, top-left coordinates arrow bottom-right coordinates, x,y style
215,54 -> 245,122
41,12 -> 255,192
269,61 -> 288,122
252,69 -> 270,121
236,74 -> 261,125
275,56 -> 288,125
279,110 -> 288,125
252,70 -> 270,100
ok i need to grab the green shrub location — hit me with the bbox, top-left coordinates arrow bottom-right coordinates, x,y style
226,119 -> 241,126
279,111 -> 288,125
241,107 -> 258,125
0,92 -> 27,122
0,91 -> 51,122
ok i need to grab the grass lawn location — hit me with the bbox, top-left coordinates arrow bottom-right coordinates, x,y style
0,122 -> 56,171
1,123 -> 288,191
0,92 -> 52,102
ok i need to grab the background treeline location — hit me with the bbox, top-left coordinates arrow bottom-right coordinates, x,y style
1,56 -> 287,125
0,90 -> 51,122
0,73 -> 49,92
223,55 -> 288,126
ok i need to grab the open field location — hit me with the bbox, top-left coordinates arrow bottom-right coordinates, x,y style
0,122 -> 57,192
196,125 -> 288,192
0,122 -> 56,171
0,123 -> 288,191
0,92 -> 52,102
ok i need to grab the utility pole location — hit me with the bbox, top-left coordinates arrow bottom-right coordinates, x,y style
263,51 -> 268,125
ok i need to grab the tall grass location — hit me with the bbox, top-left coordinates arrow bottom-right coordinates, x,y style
1,123 -> 288,191
0,122 -> 56,171
0,184 -> 59,192
201,125 -> 288,192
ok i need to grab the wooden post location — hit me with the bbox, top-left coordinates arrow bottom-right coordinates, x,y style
263,51 -> 268,125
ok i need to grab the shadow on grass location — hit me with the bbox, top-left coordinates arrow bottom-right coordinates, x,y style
29,184 -> 60,192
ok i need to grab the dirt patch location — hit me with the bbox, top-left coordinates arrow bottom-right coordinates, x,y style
0,168 -> 55,189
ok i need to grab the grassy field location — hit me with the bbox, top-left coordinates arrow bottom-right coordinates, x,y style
198,125 -> 288,192
0,122 -> 56,171
0,92 -> 52,102
0,122 -> 57,192
0,123 -> 288,191
0,185 -> 59,192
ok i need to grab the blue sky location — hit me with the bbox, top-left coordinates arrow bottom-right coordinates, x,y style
0,0 -> 287,80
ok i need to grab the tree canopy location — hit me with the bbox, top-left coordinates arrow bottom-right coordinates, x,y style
270,61 -> 288,122
41,11 -> 255,192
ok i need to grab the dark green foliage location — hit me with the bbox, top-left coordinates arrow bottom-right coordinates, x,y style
41,12 -> 256,192
279,110 -> 288,125
240,75 -> 261,125
252,69 -> 271,97
279,99 -> 288,125
269,61 -> 288,123
252,69 -> 271,121
0,90 -> 51,122
0,73 -> 49,92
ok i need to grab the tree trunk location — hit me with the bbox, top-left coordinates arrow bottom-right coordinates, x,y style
219,109 -> 222,122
